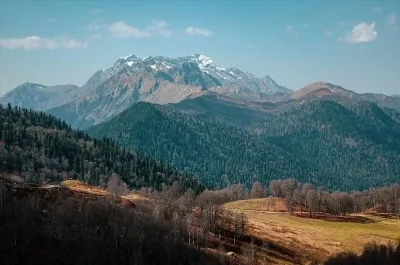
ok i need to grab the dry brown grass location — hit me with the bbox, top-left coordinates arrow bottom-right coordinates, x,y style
61,180 -> 149,203
225,197 -> 288,212
224,198 -> 400,265
121,193 -> 152,202
61,180 -> 109,196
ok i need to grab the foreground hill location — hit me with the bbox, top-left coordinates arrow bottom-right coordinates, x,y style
2,173 -> 399,265
0,104 -> 204,192
87,99 -> 400,190
0,177 -> 222,265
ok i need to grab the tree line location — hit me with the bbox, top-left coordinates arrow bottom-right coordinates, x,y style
246,178 -> 400,217
324,241 -> 400,265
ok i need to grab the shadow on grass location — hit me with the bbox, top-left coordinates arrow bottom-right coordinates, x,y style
213,227 -> 299,264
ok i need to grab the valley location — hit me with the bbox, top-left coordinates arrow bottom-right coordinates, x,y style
1,52 -> 400,265
2,0 -> 400,263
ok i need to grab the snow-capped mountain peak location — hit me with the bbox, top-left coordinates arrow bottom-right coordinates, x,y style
194,54 -> 213,68
87,53 -> 291,103
181,54 -> 217,69
117,54 -> 141,67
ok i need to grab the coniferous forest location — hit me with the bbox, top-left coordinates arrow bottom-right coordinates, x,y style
88,100 -> 400,191
0,104 -> 204,193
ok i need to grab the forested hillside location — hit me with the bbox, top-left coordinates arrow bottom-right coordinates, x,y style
87,102 -> 315,187
172,92 -> 276,129
88,99 -> 400,191
263,100 -> 400,190
0,104 -> 204,192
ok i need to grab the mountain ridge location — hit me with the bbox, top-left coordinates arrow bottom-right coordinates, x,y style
1,54 -> 399,130
290,82 -> 400,112
87,98 -> 400,191
1,53 -> 290,128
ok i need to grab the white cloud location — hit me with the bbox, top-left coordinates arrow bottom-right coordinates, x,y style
343,22 -> 377,44
284,25 -> 298,36
246,44 -> 255,49
108,20 -> 171,38
304,22 -> 309,28
0,36 -> 88,50
145,21 -> 171,37
185,26 -> 213,37
108,21 -> 150,38
40,18 -> 56,24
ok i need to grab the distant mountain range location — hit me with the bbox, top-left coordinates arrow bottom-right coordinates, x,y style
0,54 -> 291,128
1,53 -> 399,130
1,52 -> 400,191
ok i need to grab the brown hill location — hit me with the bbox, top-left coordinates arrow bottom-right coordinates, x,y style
291,82 -> 351,100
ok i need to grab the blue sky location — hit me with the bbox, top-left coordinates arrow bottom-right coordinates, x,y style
0,0 -> 399,96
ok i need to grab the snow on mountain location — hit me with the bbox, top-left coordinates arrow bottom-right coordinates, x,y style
89,53 -> 289,96
47,66 -> 209,128
177,54 -> 290,94
1,53 -> 290,128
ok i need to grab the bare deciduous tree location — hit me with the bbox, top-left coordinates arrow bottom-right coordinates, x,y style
250,181 -> 265,199
106,173 -> 129,196
306,189 -> 318,217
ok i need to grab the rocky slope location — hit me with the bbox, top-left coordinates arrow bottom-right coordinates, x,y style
1,54 -> 289,128
48,61 -> 220,128
47,54 -> 290,128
